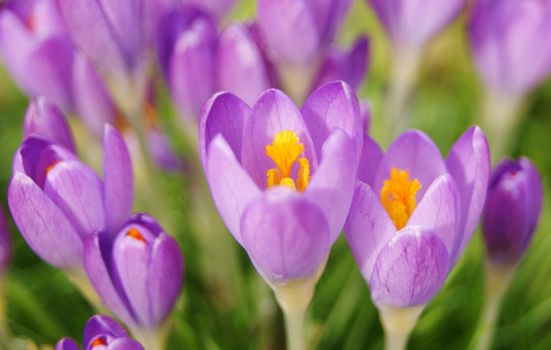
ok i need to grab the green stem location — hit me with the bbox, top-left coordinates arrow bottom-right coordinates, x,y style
131,327 -> 165,350
0,278 -> 7,341
283,308 -> 306,350
66,270 -> 105,313
378,303 -> 425,350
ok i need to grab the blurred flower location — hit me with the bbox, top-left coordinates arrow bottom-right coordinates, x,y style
84,214 -> 184,330
0,208 -> 11,277
8,125 -> 133,270
200,81 -> 363,285
369,0 -> 465,49
469,0 -> 551,95
0,0 -> 75,111
181,0 -> 235,18
55,314 -> 144,350
23,97 -> 76,152
345,127 -> 490,308
482,157 -> 543,265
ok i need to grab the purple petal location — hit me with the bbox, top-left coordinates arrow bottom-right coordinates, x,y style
147,233 -> 184,325
344,182 -> 395,281
240,188 -> 331,283
374,130 -> 447,201
55,338 -> 79,350
408,174 -> 461,261
206,135 -> 261,245
305,129 -> 357,243
23,97 -> 76,152
313,0 -> 353,44
256,0 -> 320,65
108,338 -> 145,350
301,81 -> 363,158
199,92 -> 250,167
84,233 -> 136,326
446,126 -> 490,265
44,160 -> 106,239
357,133 -> 383,187
8,173 -> 82,269
369,226 -> 450,307
103,125 -> 133,235
83,314 -> 129,346
241,89 -> 317,188
217,24 -> 270,105
147,129 -> 184,172
181,0 -> 235,18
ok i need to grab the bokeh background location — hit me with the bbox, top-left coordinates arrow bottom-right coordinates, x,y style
1,0 -> 550,349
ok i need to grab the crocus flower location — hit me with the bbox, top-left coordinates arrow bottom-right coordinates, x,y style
0,0 -> 75,111
23,97 -> 76,152
200,81 -> 362,286
482,157 -> 543,265
55,314 -> 144,350
181,0 -> 235,18
84,214 -> 184,330
469,0 -> 551,96
0,208 -> 11,277
8,124 -> 133,270
345,126 -> 490,308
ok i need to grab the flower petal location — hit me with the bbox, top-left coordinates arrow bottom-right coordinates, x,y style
103,125 -> 134,235
446,126 -> 490,264
83,314 -> 129,347
54,338 -> 79,350
357,133 -> 383,187
240,188 -> 331,283
8,172 -> 82,269
344,182 -> 395,281
369,226 -> 450,307
108,338 -> 145,350
206,135 -> 261,245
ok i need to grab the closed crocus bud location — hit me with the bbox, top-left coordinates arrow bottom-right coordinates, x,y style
23,97 -> 76,152
84,214 -> 184,336
8,125 -> 133,270
345,127 -> 490,347
482,157 -> 543,265
0,209 -> 11,277
55,314 -> 144,350
158,7 -> 217,121
0,0 -> 75,111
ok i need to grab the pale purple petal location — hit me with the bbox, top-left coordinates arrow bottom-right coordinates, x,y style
108,338 -> 145,350
181,0 -> 235,18
83,314 -> 129,346
314,0 -> 353,44
357,133 -> 383,187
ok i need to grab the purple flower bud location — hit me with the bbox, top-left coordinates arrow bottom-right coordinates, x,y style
8,125 -> 133,270
84,214 -> 184,329
23,97 -> 76,152
469,0 -> 551,95
369,0 -> 465,49
55,314 -> 144,350
345,127 -> 490,307
482,157 -> 543,265
0,208 -> 11,277
0,0 -> 75,111
200,81 -> 363,284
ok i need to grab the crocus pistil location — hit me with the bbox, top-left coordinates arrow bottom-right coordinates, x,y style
265,130 -> 311,192
380,168 -> 422,230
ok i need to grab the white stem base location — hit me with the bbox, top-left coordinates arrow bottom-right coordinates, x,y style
378,303 -> 425,350
131,326 -> 166,350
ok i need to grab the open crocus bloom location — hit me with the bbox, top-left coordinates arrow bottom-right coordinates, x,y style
200,81 -> 363,284
8,124 -> 133,269
345,127 -> 490,307
55,314 -> 144,350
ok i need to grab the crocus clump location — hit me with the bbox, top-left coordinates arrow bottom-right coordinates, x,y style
345,127 -> 490,308
200,81 -> 363,286
55,314 -> 144,350
8,123 -> 133,270
84,214 -> 184,330
0,0 -> 75,111
482,157 -> 543,265
469,0 -> 551,96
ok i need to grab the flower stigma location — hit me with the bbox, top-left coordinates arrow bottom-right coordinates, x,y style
380,168 -> 421,230
265,130 -> 310,192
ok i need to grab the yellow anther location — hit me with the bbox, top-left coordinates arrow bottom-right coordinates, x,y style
380,168 -> 422,230
265,130 -> 310,192
296,157 -> 310,192
280,178 -> 297,191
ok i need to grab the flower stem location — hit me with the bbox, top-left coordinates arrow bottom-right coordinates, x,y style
131,327 -> 166,350
378,303 -> 425,350
0,279 -> 7,340
384,46 -> 422,143
66,270 -> 105,313
278,59 -> 321,104
471,262 -> 517,350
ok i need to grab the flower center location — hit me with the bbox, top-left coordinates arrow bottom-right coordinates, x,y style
265,130 -> 310,192
380,168 -> 421,230
91,336 -> 108,348
45,161 -> 60,175
127,227 -> 146,242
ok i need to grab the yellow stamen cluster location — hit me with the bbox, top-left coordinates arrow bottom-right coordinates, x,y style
380,168 -> 422,230
265,130 -> 310,192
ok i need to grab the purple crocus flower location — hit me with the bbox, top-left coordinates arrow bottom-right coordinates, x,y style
23,97 -> 76,152
84,213 -> 184,330
55,314 -> 144,350
200,81 -> 363,285
369,0 -> 465,49
345,127 -> 490,308
0,0 -> 75,111
8,124 -> 133,270
469,0 -> 551,95
482,157 -> 543,265
181,0 -> 235,18
0,208 -> 11,277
